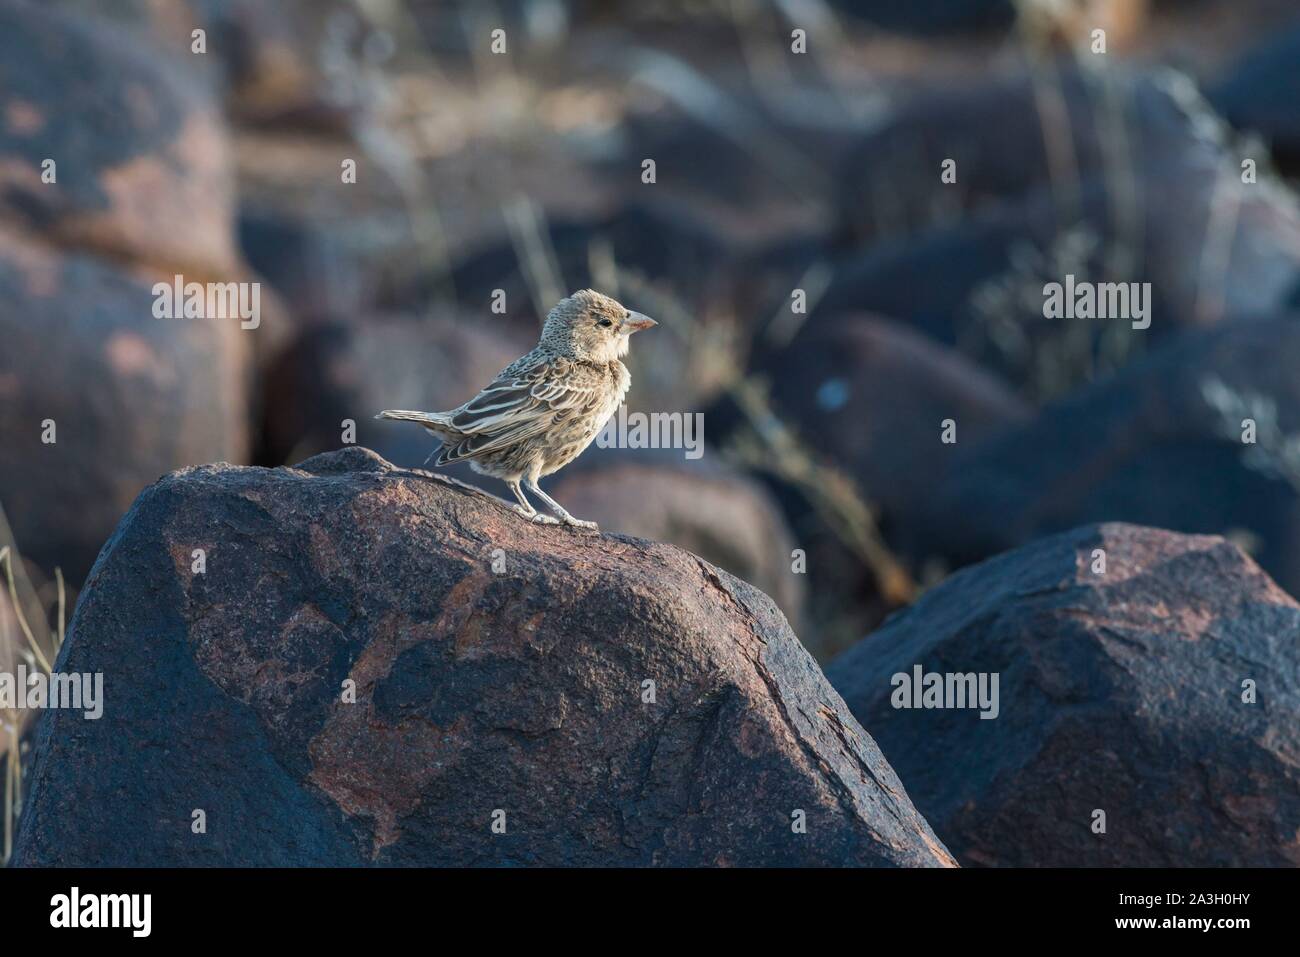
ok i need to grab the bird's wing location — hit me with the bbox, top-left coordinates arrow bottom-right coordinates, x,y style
434,356 -> 604,465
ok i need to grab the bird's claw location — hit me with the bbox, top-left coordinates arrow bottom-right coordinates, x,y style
528,512 -> 560,525
562,517 -> 599,530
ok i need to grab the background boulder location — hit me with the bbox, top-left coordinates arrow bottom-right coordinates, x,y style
0,225 -> 251,582
1211,22 -> 1300,176
828,522 -> 1300,867
0,0 -> 238,277
548,447 -> 805,628
914,316 -> 1300,597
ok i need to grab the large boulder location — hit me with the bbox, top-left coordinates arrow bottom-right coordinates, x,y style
704,314 -> 1028,658
828,523 -> 1300,867
0,225 -> 252,582
835,65 -> 1275,251
13,447 -> 955,867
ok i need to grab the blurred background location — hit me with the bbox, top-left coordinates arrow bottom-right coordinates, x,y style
3,0 -> 1300,859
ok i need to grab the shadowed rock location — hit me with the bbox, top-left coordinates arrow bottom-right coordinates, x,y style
828,522 -> 1300,867
835,65 -> 1273,251
914,316 -> 1300,598
753,314 -> 1030,523
826,0 -> 1015,35
705,314 -> 1029,659
1211,22 -> 1300,175
13,447 -> 955,867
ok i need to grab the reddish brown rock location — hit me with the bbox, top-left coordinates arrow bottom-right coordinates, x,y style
13,447 -> 954,867
0,0 -> 239,276
0,226 -> 252,582
828,523 -> 1300,867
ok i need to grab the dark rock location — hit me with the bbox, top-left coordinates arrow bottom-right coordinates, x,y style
238,206 -> 375,326
914,316 -> 1300,597
13,447 -> 955,867
548,447 -> 806,630
600,82 -> 847,242
828,522 -> 1300,867
755,314 -> 1031,523
0,0 -> 239,276
1211,21 -> 1300,175
50,0 -> 365,131
0,225 -> 252,583
705,315 -> 1029,659
192,0 -> 360,131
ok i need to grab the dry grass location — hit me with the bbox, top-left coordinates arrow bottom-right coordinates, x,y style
0,504 -> 65,867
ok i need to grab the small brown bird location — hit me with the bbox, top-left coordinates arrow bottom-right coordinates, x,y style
377,290 -> 657,528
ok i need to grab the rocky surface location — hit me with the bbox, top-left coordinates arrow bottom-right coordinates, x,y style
828,522 -> 1300,867
835,66 -> 1230,249
13,447 -> 955,867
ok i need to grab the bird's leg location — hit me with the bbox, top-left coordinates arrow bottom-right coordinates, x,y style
526,479 -> 598,530
508,480 -> 557,524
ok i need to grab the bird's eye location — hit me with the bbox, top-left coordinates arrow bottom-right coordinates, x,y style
597,318 -> 613,328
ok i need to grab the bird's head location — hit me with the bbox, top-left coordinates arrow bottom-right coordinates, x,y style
540,289 -> 657,362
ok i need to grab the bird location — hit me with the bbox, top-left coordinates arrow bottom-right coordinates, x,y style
376,289 -> 657,529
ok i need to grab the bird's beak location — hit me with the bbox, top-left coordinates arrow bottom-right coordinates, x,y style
622,312 -> 657,333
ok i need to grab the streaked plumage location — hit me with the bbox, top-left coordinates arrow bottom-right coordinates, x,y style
377,289 -> 656,528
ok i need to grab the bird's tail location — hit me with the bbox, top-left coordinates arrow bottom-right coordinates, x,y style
374,409 -> 459,437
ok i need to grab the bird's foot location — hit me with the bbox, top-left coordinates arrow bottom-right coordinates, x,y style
528,512 -> 560,525
560,516 -> 599,530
